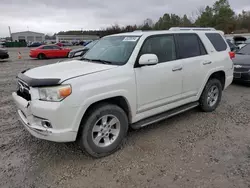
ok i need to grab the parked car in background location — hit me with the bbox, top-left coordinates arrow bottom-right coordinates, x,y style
28,42 -> 42,47
0,48 -> 9,59
233,36 -> 247,46
68,40 -> 99,58
56,42 -> 63,47
29,45 -> 71,59
0,42 -> 6,48
56,42 -> 73,47
233,44 -> 250,84
237,38 -> 250,49
83,41 -> 92,46
13,28 -> 233,157
226,39 -> 239,51
62,41 -> 73,46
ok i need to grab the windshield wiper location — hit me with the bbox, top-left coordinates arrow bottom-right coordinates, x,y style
90,59 -> 114,65
80,57 -> 92,61
235,52 -> 245,55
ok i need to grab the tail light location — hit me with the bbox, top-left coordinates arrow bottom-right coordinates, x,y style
229,51 -> 235,59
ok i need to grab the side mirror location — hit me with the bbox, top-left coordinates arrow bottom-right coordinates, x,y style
139,54 -> 158,65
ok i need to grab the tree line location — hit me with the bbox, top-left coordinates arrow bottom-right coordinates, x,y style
53,0 -> 250,38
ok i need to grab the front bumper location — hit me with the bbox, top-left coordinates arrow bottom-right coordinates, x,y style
12,92 -> 77,142
29,54 -> 36,58
233,71 -> 250,83
0,53 -> 9,59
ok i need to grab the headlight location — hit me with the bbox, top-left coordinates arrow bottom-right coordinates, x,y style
38,85 -> 72,102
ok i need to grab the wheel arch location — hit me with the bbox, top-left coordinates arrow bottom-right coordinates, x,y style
198,70 -> 226,98
37,53 -> 46,59
76,95 -> 132,134
208,71 -> 226,89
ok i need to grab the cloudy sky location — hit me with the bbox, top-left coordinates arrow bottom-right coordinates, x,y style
0,0 -> 249,37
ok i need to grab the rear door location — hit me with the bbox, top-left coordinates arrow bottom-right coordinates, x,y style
175,33 -> 210,98
41,46 -> 54,58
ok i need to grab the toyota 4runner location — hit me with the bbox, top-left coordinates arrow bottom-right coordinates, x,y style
12,28 -> 234,157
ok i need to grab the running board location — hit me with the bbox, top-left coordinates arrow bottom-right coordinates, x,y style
131,102 -> 199,129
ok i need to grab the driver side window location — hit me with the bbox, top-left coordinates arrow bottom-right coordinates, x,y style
140,35 -> 177,63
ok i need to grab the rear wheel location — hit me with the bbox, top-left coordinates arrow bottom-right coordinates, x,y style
37,53 -> 46,59
199,79 -> 222,112
77,103 -> 128,158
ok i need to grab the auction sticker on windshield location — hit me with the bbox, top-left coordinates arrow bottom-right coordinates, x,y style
123,37 -> 139,42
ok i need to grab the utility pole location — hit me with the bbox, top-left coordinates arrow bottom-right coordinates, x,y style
8,26 -> 12,41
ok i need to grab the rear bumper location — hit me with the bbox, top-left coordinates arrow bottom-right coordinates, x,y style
12,92 -> 77,142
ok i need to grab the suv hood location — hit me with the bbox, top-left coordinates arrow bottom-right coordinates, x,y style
24,60 -> 117,81
233,54 -> 250,65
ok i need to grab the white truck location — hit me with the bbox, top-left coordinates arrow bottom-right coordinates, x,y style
12,28 -> 234,157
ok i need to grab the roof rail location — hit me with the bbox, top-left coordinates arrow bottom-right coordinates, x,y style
169,27 -> 216,31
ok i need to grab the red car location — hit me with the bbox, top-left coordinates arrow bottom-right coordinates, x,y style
29,45 -> 71,59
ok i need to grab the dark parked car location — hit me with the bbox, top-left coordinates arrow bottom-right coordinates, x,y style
68,40 -> 98,58
28,42 -> 42,47
233,44 -> 250,84
83,41 -> 92,46
0,48 -> 9,59
233,36 -> 247,46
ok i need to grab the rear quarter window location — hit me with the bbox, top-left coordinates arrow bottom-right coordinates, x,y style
205,33 -> 227,52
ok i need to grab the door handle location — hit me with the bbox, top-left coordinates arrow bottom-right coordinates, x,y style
172,66 -> 183,71
203,61 -> 212,65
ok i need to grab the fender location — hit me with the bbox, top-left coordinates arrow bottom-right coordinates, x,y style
197,66 -> 226,98
71,90 -> 134,132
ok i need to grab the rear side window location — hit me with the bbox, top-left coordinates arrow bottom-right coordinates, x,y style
175,34 -> 207,59
205,33 -> 227,51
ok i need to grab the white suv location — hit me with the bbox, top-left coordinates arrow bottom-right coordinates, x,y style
12,28 -> 234,157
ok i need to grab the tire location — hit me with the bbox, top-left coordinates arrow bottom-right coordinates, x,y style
77,103 -> 128,158
37,53 -> 46,59
199,79 -> 222,112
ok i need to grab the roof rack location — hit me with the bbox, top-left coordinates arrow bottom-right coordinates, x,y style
169,27 -> 216,31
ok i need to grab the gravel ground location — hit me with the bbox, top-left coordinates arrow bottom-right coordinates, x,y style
1,48 -> 250,188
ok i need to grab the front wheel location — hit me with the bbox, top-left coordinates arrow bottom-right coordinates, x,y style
77,103 -> 128,158
199,79 -> 222,112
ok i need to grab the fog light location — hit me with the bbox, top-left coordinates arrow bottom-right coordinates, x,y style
41,120 -> 52,128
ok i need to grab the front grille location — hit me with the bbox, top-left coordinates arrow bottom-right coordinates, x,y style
234,67 -> 250,73
17,80 -> 31,101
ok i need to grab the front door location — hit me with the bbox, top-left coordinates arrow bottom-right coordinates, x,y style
51,45 -> 63,57
135,34 -> 183,114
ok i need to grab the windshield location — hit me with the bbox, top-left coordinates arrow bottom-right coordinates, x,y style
83,36 -> 140,65
237,44 -> 250,55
